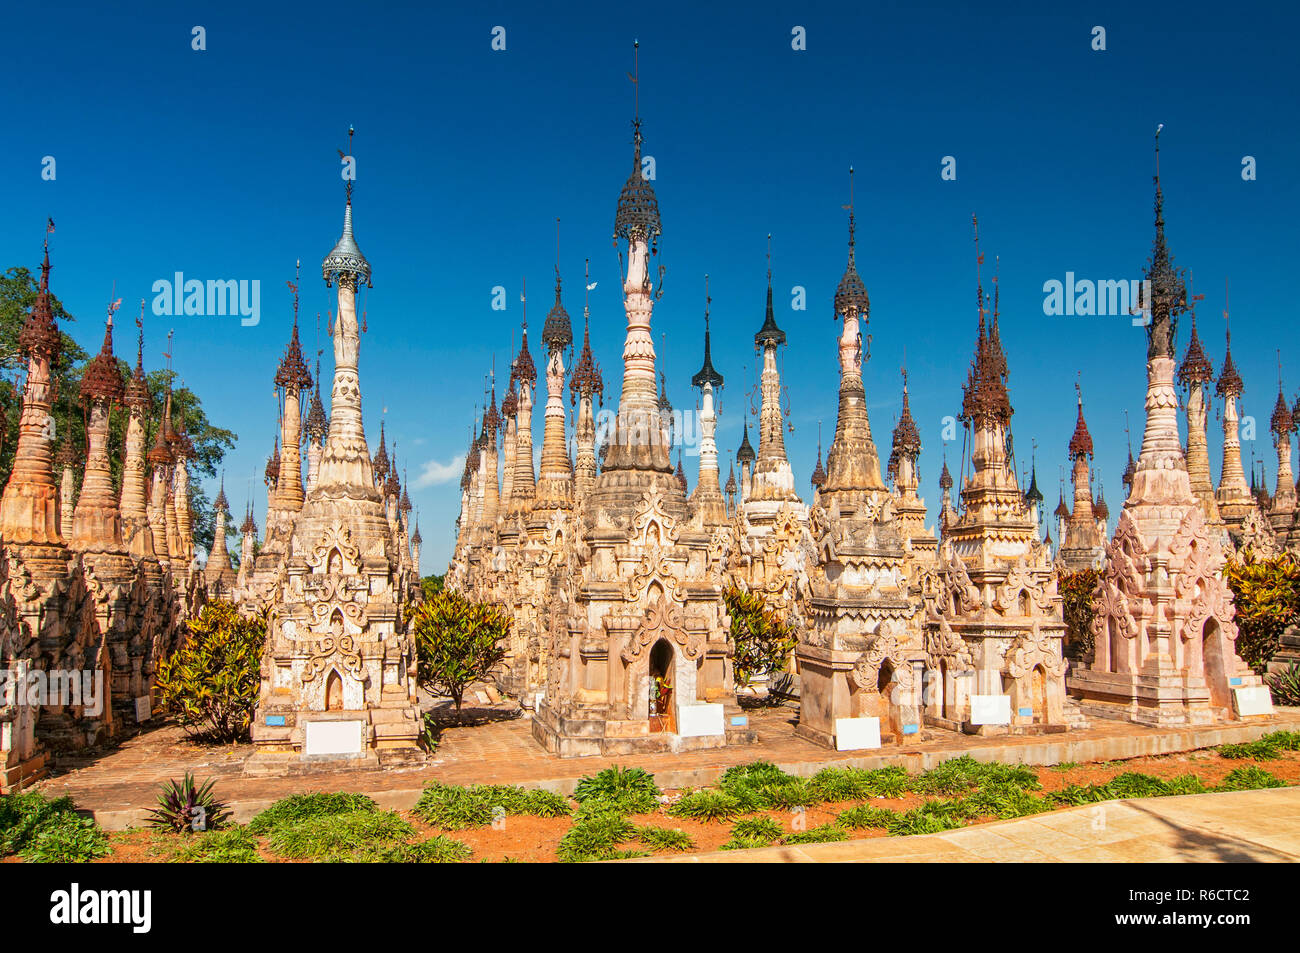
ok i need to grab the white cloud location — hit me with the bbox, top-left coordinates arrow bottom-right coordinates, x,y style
413,455 -> 465,489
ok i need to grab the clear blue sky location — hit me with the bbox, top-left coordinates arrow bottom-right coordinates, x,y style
3,0 -> 1297,571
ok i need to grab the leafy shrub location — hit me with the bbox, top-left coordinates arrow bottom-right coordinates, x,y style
155,600 -> 265,743
145,774 -> 233,834
571,767 -> 661,814
718,761 -> 797,790
267,810 -> 415,861
556,808 -> 637,863
410,589 -> 511,722
886,804 -> 964,836
752,779 -> 821,811
1216,767 -> 1286,792
248,792 -> 377,833
1,791 -> 82,856
1219,731 -> 1300,760
731,816 -> 783,840
808,767 -> 878,802
167,826 -> 263,863
723,585 -> 798,688
957,783 -> 1052,820
913,756 -> 1037,795
782,823 -> 848,845
344,835 -> 472,863
414,782 -> 571,829
720,833 -> 776,851
1059,568 -> 1101,659
838,805 -> 896,829
1161,774 -> 1209,796
1049,783 -> 1114,805
1106,772 -> 1174,799
1267,661 -> 1300,707
666,789 -> 744,822
1224,551 -> 1300,672
17,811 -> 110,863
636,826 -> 695,852
860,765 -> 912,798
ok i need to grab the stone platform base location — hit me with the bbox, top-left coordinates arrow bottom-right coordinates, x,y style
1068,669 -> 1245,726
1,752 -> 48,793
532,702 -> 758,758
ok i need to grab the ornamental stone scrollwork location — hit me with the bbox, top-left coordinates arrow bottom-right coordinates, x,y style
624,548 -> 689,603
631,491 -> 679,549
1006,620 -> 1067,679
849,621 -> 915,692
301,633 -> 366,683
621,595 -> 703,663
993,561 -> 1055,615
304,524 -> 360,574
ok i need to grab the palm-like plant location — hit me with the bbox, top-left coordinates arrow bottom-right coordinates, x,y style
146,773 -> 232,834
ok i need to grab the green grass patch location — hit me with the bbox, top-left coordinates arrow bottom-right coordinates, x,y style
666,789 -> 744,822
0,791 -> 109,863
1216,766 -> 1286,791
837,804 -> 896,830
782,823 -> 848,845
266,810 -> 415,861
414,782 -> 571,830
167,826 -> 263,863
248,792 -> 378,833
636,825 -> 695,852
571,767 -> 661,815
342,835 -> 472,863
556,807 -> 638,863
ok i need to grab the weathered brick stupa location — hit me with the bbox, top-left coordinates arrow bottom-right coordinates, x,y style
250,140 -> 422,768
921,219 -> 1074,735
795,174 -> 920,748
532,49 -> 754,755
1069,136 -> 1263,725
2,230 -> 192,792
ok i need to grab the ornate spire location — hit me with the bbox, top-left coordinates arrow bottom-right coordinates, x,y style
514,313 -> 537,387
888,369 -> 921,480
1177,312 -> 1214,386
80,302 -> 125,404
240,499 -> 258,536
811,439 -> 827,490
1272,381 -> 1294,437
675,450 -> 687,491
275,263 -> 314,392
725,462 -> 737,495
938,457 -> 953,491
755,236 -> 786,347
1093,481 -> 1109,521
692,277 -> 724,389
264,438 -> 280,486
1139,125 -> 1187,360
960,215 -> 1012,427
613,41 -> 662,245
570,259 -> 604,405
322,127 -> 372,289
736,421 -> 755,464
833,168 -> 869,320
214,473 -> 229,512
1216,323 -> 1243,398
410,518 -> 422,546
19,220 -> 61,363
542,242 -> 574,354
125,303 -> 150,410
305,357 -> 328,439
1068,384 -> 1094,459
1024,460 -> 1044,506
372,421 -> 390,483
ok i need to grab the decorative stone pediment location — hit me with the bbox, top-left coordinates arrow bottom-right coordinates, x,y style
621,595 -> 702,663
849,621 -> 914,692
1006,620 -> 1067,679
631,491 -> 679,549
305,524 -> 360,575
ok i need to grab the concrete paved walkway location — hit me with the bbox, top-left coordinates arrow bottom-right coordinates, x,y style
626,787 -> 1300,862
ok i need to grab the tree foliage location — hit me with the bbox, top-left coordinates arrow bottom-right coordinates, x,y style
410,589 -> 510,723
1224,550 -> 1300,673
155,601 -> 266,743
420,574 -> 445,602
723,585 -> 797,688
1058,568 -> 1101,660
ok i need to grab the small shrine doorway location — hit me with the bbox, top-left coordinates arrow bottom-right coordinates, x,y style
325,670 -> 344,711
649,639 -> 675,733
1202,618 -> 1231,713
1030,664 -> 1048,723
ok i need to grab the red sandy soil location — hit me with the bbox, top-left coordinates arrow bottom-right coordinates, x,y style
62,747 -> 1300,864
